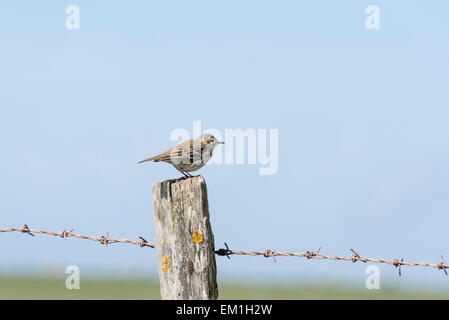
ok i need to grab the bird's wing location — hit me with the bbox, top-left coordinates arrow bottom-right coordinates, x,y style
170,138 -> 204,164
137,138 -> 204,164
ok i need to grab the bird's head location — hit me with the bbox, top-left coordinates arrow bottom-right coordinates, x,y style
201,133 -> 224,148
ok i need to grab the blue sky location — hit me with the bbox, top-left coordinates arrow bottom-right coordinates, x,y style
0,1 -> 448,290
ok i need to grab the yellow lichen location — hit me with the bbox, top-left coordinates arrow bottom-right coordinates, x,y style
161,256 -> 170,271
192,231 -> 203,243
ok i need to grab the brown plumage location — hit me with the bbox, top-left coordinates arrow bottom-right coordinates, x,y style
138,134 -> 224,178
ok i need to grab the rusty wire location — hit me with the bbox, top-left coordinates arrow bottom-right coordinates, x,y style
0,224 -> 155,248
214,242 -> 449,277
1,224 -> 448,277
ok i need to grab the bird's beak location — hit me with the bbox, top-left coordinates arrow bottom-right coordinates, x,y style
219,141 -> 225,144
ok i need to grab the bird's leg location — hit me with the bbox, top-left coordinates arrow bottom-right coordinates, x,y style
177,169 -> 189,179
186,172 -> 193,178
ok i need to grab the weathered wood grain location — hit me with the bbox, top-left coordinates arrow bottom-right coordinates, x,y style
152,176 -> 218,300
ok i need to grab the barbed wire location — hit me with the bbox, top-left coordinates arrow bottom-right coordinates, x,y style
0,224 -> 155,248
1,224 -> 448,277
215,242 -> 448,277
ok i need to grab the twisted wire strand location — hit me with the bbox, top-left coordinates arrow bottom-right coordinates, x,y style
0,225 -> 155,248
1,225 -> 447,276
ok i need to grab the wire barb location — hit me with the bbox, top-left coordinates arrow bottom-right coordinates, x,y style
392,258 -> 404,276
438,255 -> 448,276
304,247 -> 320,259
263,249 -> 277,262
215,242 -> 232,259
20,224 -> 34,237
100,232 -> 110,246
138,236 -> 148,248
59,229 -> 73,240
350,248 -> 365,263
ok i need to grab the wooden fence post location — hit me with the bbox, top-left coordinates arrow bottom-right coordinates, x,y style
152,175 -> 218,300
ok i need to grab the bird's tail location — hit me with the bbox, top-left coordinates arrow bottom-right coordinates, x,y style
137,156 -> 159,164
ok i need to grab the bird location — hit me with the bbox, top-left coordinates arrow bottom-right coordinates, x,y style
138,134 -> 224,178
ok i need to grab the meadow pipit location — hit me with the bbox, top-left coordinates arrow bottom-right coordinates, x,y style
138,134 -> 224,178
